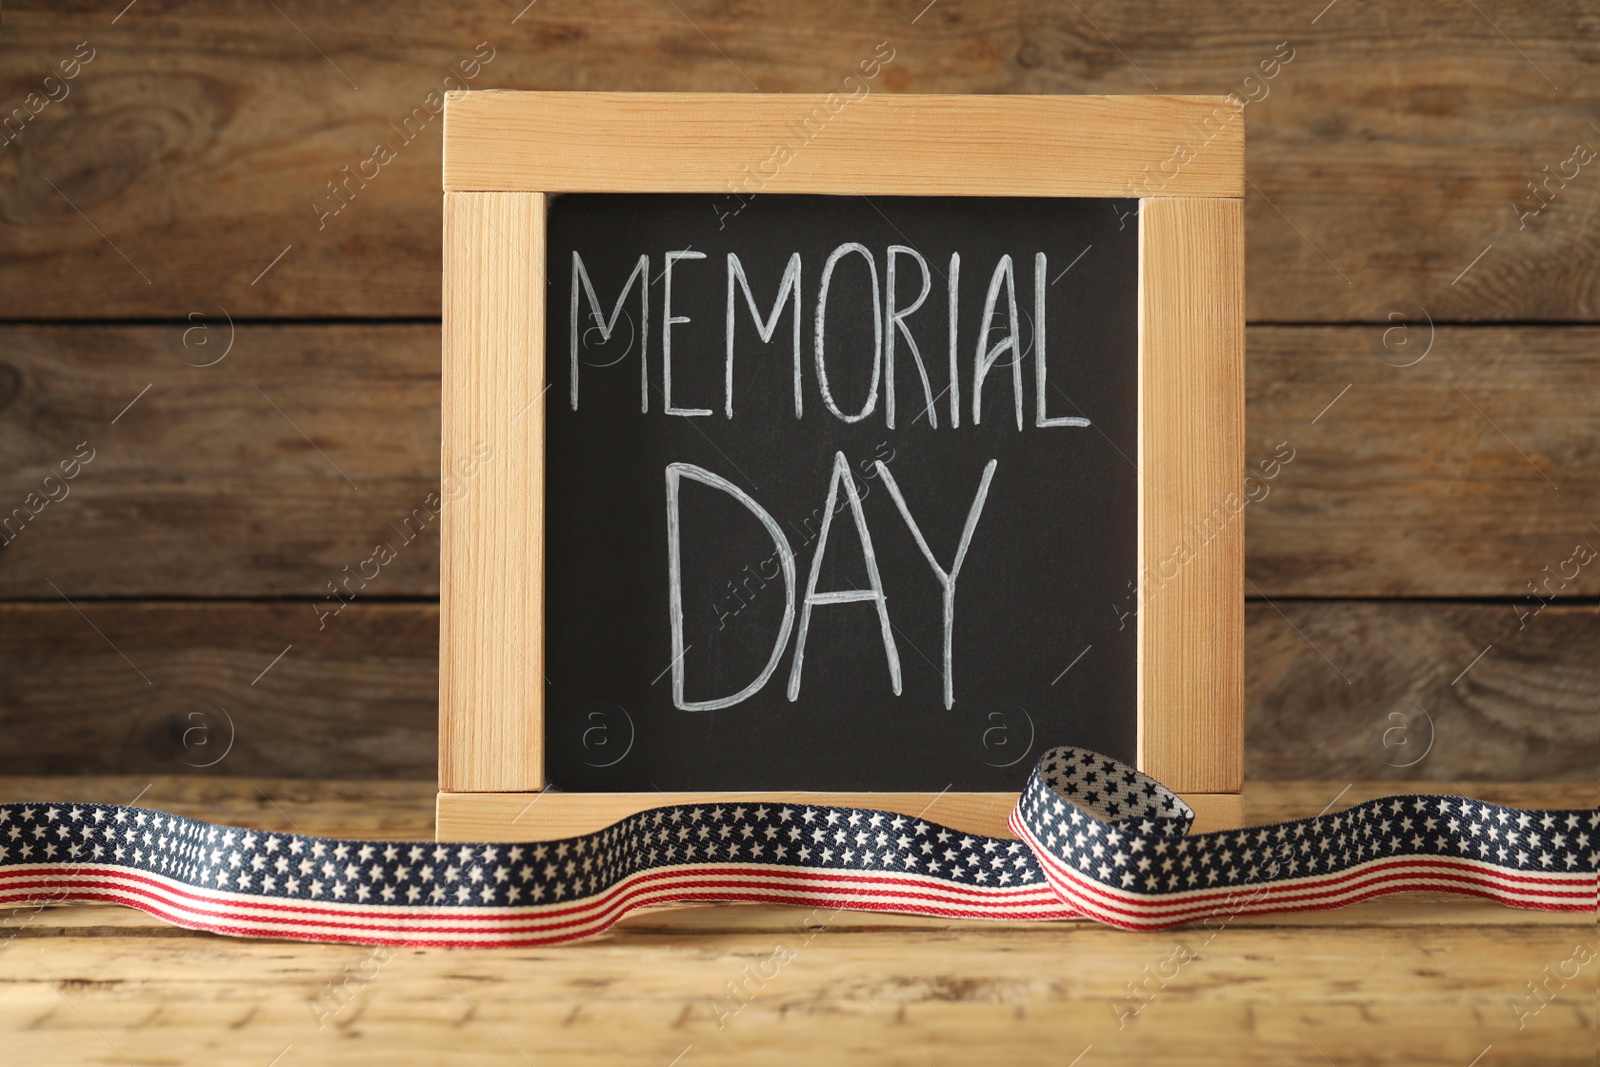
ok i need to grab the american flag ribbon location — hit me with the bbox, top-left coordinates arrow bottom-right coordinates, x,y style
1,748 -> 1593,947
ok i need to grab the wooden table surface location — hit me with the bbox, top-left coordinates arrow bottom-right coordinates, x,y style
0,776 -> 1591,1066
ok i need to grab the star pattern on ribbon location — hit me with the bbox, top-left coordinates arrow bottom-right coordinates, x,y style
0,748 -> 1592,947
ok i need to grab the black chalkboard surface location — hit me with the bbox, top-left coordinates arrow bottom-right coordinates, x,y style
543,193 -> 1138,792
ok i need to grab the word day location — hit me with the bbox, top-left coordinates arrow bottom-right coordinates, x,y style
667,452 -> 996,715
569,244 -> 1094,431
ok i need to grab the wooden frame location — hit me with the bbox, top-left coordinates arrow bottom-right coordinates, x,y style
440,92 -> 1244,841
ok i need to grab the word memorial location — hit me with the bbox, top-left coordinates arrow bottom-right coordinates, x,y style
439,92 -> 1244,841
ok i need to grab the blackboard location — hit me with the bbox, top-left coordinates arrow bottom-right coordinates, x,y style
542,192 -> 1138,792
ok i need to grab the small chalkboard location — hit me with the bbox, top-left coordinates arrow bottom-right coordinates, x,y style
438,92 -> 1245,842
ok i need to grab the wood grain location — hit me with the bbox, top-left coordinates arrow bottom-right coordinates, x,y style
2,324 -> 1594,600
439,789 -> 1022,841
1,2 -> 1596,321
0,781 -> 1589,1067
0,324 -> 442,599
10,775 -> 1584,843
1,601 -> 1591,782
1245,600 -> 1599,783
436,789 -> 1245,841
0,602 -> 438,779
440,192 -> 545,792
1138,198 -> 1245,794
445,91 -> 1244,196
0,776 -> 442,841
0,928 -> 1586,1067
1246,326 -> 1600,597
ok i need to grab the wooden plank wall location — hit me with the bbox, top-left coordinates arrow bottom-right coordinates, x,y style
1,1 -> 1594,782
